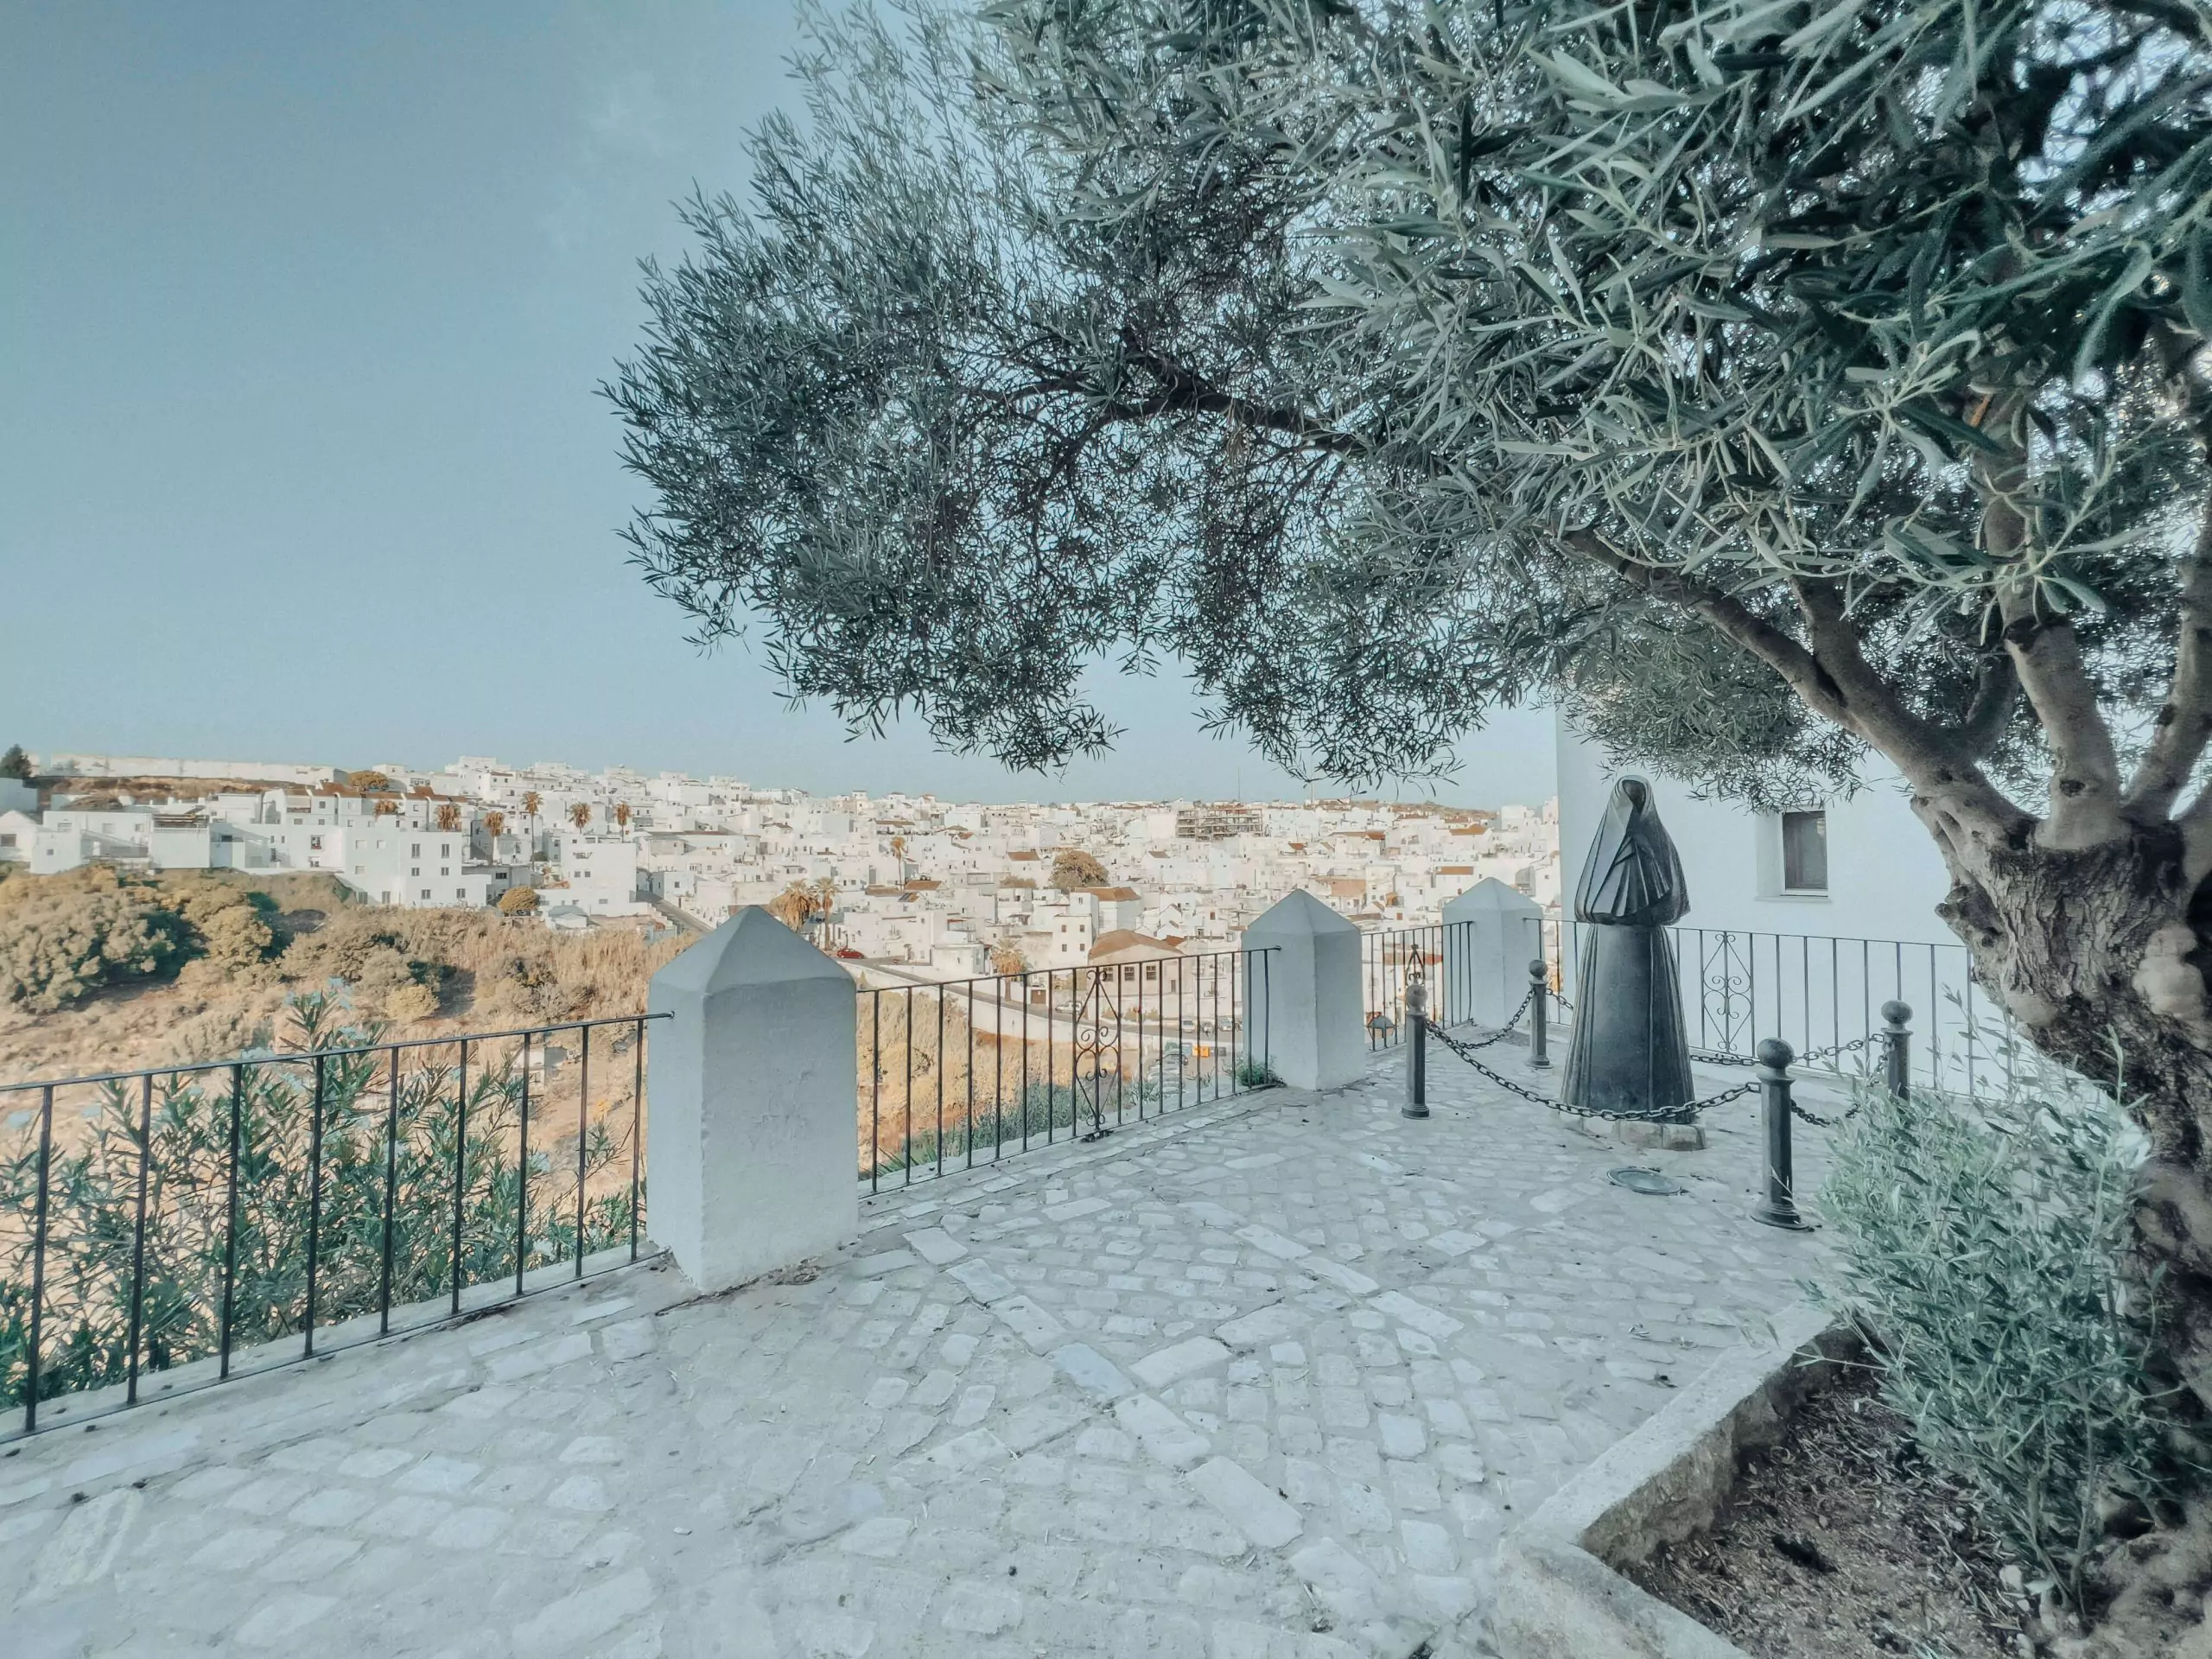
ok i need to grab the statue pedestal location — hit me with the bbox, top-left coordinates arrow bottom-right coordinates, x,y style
1614,1119 -> 1707,1152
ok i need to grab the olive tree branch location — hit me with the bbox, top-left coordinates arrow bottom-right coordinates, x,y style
2128,507 -> 2212,822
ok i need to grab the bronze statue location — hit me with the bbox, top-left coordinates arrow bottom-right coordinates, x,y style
1560,779 -> 1696,1119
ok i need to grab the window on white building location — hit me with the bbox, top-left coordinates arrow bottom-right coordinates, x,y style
1781,810 -> 1828,893
420,887 -> 431,900
411,843 -> 421,856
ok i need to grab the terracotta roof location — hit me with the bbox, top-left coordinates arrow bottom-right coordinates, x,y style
1089,930 -> 1182,961
1084,886 -> 1140,901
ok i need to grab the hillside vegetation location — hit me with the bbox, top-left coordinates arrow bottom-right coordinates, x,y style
0,863 -> 685,1083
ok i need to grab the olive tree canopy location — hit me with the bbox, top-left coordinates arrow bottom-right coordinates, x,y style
610,0 -> 2212,1401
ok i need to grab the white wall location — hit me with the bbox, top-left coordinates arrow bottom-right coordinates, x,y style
1554,710 -> 1955,947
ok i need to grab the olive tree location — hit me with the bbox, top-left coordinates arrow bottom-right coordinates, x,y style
607,0 -> 2212,1398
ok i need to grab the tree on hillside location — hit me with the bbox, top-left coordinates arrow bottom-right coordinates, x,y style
435,803 -> 461,833
568,802 -> 593,832
347,771 -> 393,794
497,885 -> 539,916
610,2 -> 2212,1399
988,938 -> 1028,976
0,867 -> 190,1012
1049,849 -> 1108,892
0,745 -> 31,781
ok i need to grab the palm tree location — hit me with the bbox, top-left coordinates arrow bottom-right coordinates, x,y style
522,790 -> 542,825
435,803 -> 461,833
481,809 -> 506,842
768,880 -> 818,933
613,802 -> 632,831
568,802 -> 592,832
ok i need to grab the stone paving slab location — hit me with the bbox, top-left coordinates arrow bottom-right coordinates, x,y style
0,1040 -> 1833,1658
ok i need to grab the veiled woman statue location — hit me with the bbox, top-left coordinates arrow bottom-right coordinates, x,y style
1560,779 -> 1696,1119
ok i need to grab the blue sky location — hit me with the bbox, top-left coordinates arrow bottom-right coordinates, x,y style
1,1 -> 1556,805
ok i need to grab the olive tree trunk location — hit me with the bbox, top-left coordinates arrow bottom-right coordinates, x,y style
1931,817 -> 2212,1408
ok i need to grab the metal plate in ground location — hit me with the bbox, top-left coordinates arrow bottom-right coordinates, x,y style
1609,1166 -> 1686,1196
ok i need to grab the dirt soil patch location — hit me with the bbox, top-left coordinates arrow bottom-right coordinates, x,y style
1623,1366 -> 2028,1658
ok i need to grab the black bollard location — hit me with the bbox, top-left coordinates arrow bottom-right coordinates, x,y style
1528,959 -> 1551,1069
1881,1001 -> 1911,1100
1403,975 -> 1429,1119
1751,1038 -> 1813,1230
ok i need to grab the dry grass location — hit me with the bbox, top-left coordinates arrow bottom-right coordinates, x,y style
0,900 -> 688,1089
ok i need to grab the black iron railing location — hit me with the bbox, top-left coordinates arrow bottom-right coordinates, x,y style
1524,917 -> 1997,1092
1361,923 -> 1458,1048
858,946 -> 1275,1190
1,995 -> 664,1439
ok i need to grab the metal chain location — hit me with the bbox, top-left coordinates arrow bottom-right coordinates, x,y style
1794,1033 -> 1877,1069
1433,986 -> 1535,1054
1421,1019 -> 1758,1121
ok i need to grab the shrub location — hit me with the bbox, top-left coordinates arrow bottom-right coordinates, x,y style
496,886 -> 539,916
0,866 -> 189,1013
1818,1037 -> 2180,1605
0,991 -> 638,1415
167,875 -> 277,971
1049,849 -> 1108,891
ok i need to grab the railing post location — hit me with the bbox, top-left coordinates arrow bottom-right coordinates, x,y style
1751,1039 -> 1812,1231
1527,960 -> 1551,1070
1882,1001 -> 1912,1099
1241,892 -> 1365,1091
1440,878 -> 1543,1030
1403,974 -> 1429,1119
647,906 -> 859,1293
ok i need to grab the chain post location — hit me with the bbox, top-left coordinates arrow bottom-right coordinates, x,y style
1881,1001 -> 1912,1100
1527,959 -> 1550,1069
1751,1038 -> 1814,1231
1403,973 -> 1429,1119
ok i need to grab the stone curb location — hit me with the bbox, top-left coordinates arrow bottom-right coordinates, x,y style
1488,1302 -> 1859,1658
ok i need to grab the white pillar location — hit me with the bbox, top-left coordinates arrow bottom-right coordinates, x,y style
646,906 -> 858,1293
1442,878 -> 1544,1029
1243,890 -> 1366,1092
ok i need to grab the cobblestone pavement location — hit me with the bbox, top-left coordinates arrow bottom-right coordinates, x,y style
3,1042 -> 1836,1658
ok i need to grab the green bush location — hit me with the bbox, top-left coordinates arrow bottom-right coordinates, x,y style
1818,1036 -> 2180,1605
0,991 -> 637,1414
0,866 -> 190,1012
0,868 -> 287,1014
